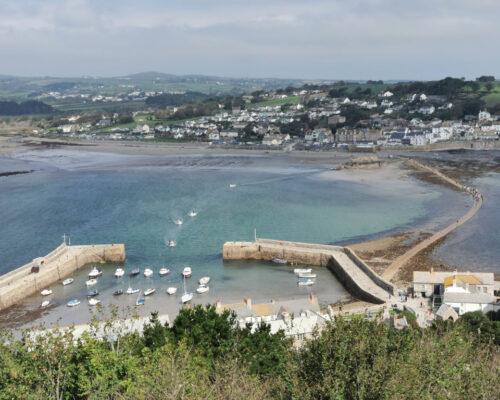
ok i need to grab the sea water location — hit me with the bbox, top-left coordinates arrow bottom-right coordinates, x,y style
0,149 -> 471,329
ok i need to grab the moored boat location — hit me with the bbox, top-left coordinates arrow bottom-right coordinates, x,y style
113,289 -> 123,296
229,184 -> 237,188
168,240 -> 176,247
136,297 -> 144,306
144,268 -> 154,277
41,300 -> 50,308
196,285 -> 209,294
86,279 -> 97,286
159,268 -> 170,276
130,268 -> 140,277
62,278 -> 74,286
126,287 -> 139,295
144,288 -> 156,296
294,268 -> 312,275
182,267 -> 192,278
88,298 -> 101,306
188,210 -> 197,217
298,279 -> 315,286
272,258 -> 287,264
88,267 -> 103,279
166,287 -> 177,295
67,299 -> 80,307
199,276 -> 210,285
41,289 -> 52,296
181,292 -> 193,303
174,218 -> 183,225
298,273 -> 317,279
87,289 -> 99,297
114,268 -> 125,277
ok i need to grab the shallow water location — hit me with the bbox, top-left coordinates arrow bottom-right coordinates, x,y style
0,150 -> 470,329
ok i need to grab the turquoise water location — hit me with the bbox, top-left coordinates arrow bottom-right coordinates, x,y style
0,150 -> 469,328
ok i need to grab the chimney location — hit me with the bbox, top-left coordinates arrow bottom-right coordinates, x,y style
244,297 -> 252,309
215,300 -> 222,311
309,292 -> 318,305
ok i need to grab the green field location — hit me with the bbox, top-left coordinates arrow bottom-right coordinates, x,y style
248,95 -> 301,108
481,92 -> 500,107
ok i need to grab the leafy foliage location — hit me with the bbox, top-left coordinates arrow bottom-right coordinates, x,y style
0,100 -> 53,115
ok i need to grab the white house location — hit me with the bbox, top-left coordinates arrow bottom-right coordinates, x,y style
478,110 -> 492,122
382,91 -> 394,97
418,105 -> 435,115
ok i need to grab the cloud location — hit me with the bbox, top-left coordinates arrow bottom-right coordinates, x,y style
0,0 -> 498,79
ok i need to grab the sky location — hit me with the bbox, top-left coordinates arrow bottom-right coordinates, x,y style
0,0 -> 498,80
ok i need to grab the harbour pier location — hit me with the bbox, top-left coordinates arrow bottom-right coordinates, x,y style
0,242 -> 125,311
223,238 -> 393,304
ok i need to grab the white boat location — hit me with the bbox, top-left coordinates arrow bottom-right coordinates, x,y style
144,288 -> 156,296
298,279 -> 315,286
298,273 -> 317,279
88,267 -> 103,279
144,268 -> 154,277
294,268 -> 312,275
114,268 -> 125,277
196,285 -> 209,294
88,298 -> 101,306
41,300 -> 50,308
67,299 -> 80,307
174,218 -> 183,225
86,279 -> 97,286
126,287 -> 140,295
272,258 -> 287,264
41,289 -> 52,296
229,184 -> 237,188
181,275 -> 193,303
62,278 -> 74,286
159,268 -> 170,276
181,292 -> 193,303
188,210 -> 197,217
167,287 -> 177,295
182,267 -> 192,278
168,240 -> 177,247
199,276 -> 210,285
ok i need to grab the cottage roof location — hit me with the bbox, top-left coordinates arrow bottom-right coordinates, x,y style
443,292 -> 493,304
444,275 -> 483,288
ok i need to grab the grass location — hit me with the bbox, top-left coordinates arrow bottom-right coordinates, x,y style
248,95 -> 301,108
481,92 -> 500,107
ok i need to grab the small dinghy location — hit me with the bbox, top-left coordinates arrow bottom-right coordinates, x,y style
159,268 -> 170,276
113,289 -> 123,296
67,299 -> 80,307
229,184 -> 237,188
166,287 -> 177,295
136,297 -> 145,306
144,288 -> 156,296
130,268 -> 140,277
199,276 -> 210,285
88,267 -> 103,279
196,285 -> 209,294
88,298 -> 101,306
62,278 -> 74,286
181,292 -> 193,303
168,240 -> 177,247
143,268 -> 154,277
182,267 -> 192,278
41,289 -> 52,296
87,289 -> 99,297
272,258 -> 287,264
126,287 -> 139,295
294,268 -> 312,275
41,300 -> 50,308
174,218 -> 183,225
114,268 -> 125,277
188,210 -> 197,217
298,279 -> 315,287
298,273 -> 317,279
86,279 -> 97,286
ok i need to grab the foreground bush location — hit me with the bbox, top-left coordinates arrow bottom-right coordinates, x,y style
0,306 -> 498,399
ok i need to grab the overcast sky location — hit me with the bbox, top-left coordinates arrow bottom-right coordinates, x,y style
0,0 -> 498,80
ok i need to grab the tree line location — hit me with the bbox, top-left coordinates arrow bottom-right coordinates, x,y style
0,305 -> 498,399
0,100 -> 53,116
